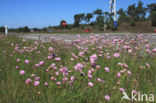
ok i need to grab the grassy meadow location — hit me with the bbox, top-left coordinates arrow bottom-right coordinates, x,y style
0,34 -> 156,103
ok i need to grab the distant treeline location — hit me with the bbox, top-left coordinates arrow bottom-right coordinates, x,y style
0,1 -> 156,33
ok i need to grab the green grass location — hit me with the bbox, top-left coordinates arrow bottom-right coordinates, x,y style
0,36 -> 156,103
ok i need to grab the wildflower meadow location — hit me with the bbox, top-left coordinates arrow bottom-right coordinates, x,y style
0,34 -> 156,103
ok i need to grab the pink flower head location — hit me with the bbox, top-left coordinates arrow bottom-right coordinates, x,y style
16,66 -> 19,69
31,74 -> 36,77
117,72 -> 121,77
25,78 -> 32,84
78,52 -> 84,57
39,61 -> 44,66
104,67 -> 109,72
119,88 -> 124,92
20,70 -> 25,75
17,58 -> 21,62
51,76 -> 56,81
152,48 -> 156,53
25,60 -> 29,64
88,82 -> 93,87
44,82 -> 48,86
35,64 -> 40,68
114,53 -> 120,58
70,76 -> 75,81
35,77 -> 40,81
56,82 -> 61,85
127,70 -> 132,75
104,95 -> 110,101
96,65 -> 100,69
48,47 -> 54,53
34,81 -> 40,86
74,63 -> 84,71
55,72 -> 59,76
55,57 -> 61,61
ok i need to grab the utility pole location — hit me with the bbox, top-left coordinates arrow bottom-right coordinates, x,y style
109,0 -> 117,26
4,25 -> 8,37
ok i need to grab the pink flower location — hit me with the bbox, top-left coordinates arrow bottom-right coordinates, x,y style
25,78 -> 32,84
48,56 -> 52,60
119,88 -> 124,92
34,81 -> 40,86
55,72 -> 59,76
48,47 -> 54,53
152,48 -> 156,53
104,67 -> 109,72
97,78 -> 105,82
74,63 -> 84,71
39,61 -> 44,66
127,71 -> 132,75
37,51 -> 41,54
114,53 -> 120,58
44,82 -> 48,86
132,90 -> 137,94
25,60 -> 29,64
17,58 -> 21,62
55,57 -> 61,61
31,74 -> 36,77
104,95 -> 110,101
51,76 -> 56,81
88,82 -> 93,87
20,70 -> 25,75
70,76 -> 75,81
117,72 -> 121,77
35,64 -> 40,68
78,52 -> 84,57
56,82 -> 61,85
35,77 -> 40,81
16,66 -> 19,69
96,65 -> 100,69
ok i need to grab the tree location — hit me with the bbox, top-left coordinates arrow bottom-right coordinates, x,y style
0,26 -> 5,33
93,9 -> 103,16
151,11 -> 156,26
147,3 -> 156,25
96,16 -> 104,31
117,8 -> 129,23
135,1 -> 146,22
85,13 -> 93,24
127,4 -> 137,21
74,13 -> 85,27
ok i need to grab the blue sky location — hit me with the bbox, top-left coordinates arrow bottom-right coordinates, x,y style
0,0 -> 155,28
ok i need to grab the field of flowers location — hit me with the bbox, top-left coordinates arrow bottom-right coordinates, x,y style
0,34 -> 156,103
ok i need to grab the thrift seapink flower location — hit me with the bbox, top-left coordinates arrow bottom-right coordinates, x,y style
74,63 -> 84,71
88,82 -> 93,87
16,66 -> 19,69
117,72 -> 121,77
35,64 -> 40,68
44,82 -> 48,86
25,78 -> 32,84
35,77 -> 40,81
20,70 -> 25,75
55,57 -> 61,61
25,60 -> 29,64
34,81 -> 40,86
17,58 -> 21,62
104,95 -> 110,101
39,61 -> 44,66
119,88 -> 124,92
48,47 -> 54,53
114,53 -> 120,58
104,67 -> 109,72
51,76 -> 56,81
56,82 -> 61,85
